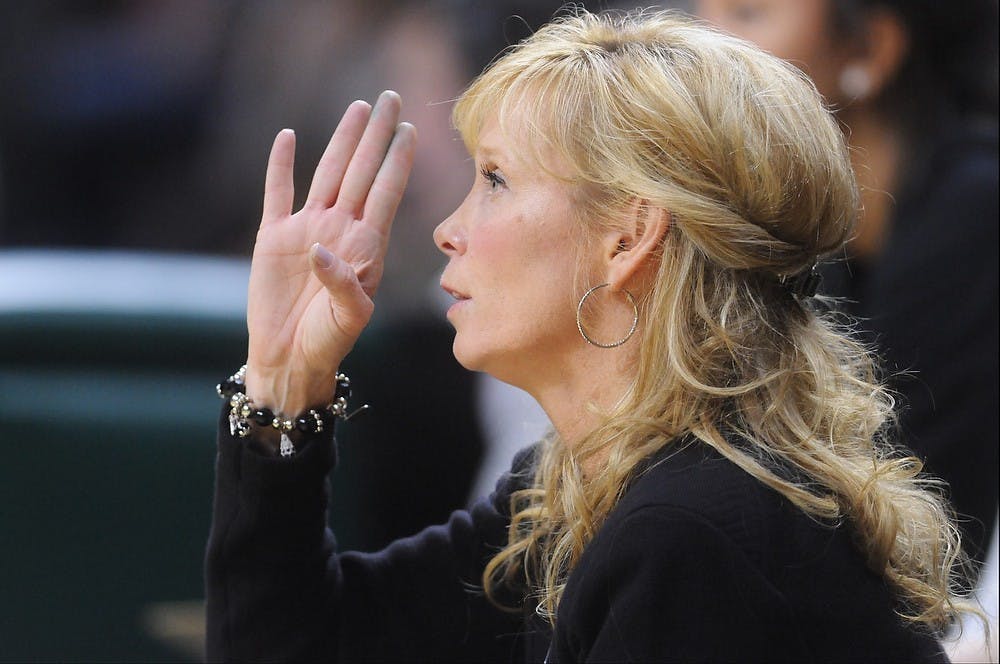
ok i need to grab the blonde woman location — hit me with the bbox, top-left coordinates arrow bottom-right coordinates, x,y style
206,10 -> 974,661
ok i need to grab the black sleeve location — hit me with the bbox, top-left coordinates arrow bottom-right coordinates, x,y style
204,409 -> 531,662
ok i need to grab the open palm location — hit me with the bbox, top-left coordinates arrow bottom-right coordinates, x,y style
245,92 -> 416,413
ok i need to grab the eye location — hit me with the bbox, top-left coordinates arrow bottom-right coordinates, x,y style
479,164 -> 507,191
728,0 -> 766,24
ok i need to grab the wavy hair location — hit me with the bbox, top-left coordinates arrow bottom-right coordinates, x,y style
453,9 -> 972,630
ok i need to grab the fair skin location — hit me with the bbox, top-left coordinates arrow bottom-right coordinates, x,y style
246,96 -> 668,452
433,115 -> 667,445
244,91 -> 417,417
696,0 -> 908,258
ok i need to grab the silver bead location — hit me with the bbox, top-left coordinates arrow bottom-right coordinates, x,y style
312,411 -> 324,433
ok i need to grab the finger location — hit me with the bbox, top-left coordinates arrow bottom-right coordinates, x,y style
310,243 -> 374,338
336,90 -> 403,216
363,122 -> 417,237
305,100 -> 372,209
261,129 -> 296,224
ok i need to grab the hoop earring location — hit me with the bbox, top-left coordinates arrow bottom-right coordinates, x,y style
576,283 -> 638,348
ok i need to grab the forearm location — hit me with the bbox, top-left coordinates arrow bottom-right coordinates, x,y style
205,408 -> 340,661
205,407 -> 531,662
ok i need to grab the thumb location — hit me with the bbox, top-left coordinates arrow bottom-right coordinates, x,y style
310,242 -> 374,337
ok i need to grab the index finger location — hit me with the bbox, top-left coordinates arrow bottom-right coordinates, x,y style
261,128 -> 296,224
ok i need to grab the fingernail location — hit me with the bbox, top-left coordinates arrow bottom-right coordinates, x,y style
311,243 -> 334,268
374,90 -> 396,113
281,128 -> 295,136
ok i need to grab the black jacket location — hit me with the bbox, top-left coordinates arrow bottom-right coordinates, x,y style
205,415 -> 946,662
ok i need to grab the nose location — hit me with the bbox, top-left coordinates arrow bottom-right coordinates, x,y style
434,205 -> 466,257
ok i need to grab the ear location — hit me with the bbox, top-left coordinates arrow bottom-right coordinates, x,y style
838,8 -> 909,102
605,200 -> 672,292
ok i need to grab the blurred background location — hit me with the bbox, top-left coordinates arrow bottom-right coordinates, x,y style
0,1 -> 647,659
0,0 -> 994,661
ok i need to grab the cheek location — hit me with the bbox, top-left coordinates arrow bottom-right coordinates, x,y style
466,225 -> 522,289
768,2 -> 841,78
469,225 -> 578,324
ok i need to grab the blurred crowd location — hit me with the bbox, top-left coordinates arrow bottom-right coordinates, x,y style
0,0 -> 610,313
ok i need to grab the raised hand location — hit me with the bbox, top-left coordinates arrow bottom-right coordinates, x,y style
245,91 -> 416,414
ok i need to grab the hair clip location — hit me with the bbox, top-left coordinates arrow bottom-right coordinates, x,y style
780,262 -> 822,298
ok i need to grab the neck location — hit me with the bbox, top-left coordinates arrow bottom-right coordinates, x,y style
525,341 -> 638,475
840,108 -> 902,260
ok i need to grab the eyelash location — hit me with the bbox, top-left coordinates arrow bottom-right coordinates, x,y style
479,165 -> 506,190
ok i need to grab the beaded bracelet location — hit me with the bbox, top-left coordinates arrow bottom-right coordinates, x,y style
217,365 -> 367,457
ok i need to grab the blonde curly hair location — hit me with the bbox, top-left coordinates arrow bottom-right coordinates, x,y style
453,9 -> 974,631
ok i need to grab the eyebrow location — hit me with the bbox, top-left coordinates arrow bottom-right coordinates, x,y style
475,143 -> 508,163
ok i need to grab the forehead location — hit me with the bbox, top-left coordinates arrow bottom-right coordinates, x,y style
471,114 -> 518,160
471,111 -> 575,182
473,120 -> 505,156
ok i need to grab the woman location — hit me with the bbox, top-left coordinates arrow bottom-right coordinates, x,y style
206,10 -> 974,661
696,0 -> 999,566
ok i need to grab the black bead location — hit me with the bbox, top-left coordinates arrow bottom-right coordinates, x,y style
335,378 -> 351,401
251,409 -> 273,426
295,416 -> 312,433
217,377 -> 247,399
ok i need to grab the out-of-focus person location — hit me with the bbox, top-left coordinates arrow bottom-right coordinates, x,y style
0,1 -> 230,249
696,0 -> 999,572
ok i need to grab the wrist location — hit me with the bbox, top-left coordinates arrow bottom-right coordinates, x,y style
218,365 -> 364,458
243,364 -> 340,415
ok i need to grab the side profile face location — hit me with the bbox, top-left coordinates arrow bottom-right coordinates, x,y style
695,0 -> 848,102
434,115 -> 596,391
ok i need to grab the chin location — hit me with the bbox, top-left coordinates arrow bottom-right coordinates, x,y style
451,337 -> 530,392
450,335 -> 483,372
451,332 -> 507,377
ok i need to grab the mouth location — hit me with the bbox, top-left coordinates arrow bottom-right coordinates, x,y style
441,281 -> 470,319
440,282 -> 470,301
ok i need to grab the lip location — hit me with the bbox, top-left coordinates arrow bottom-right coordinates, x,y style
440,280 -> 470,316
440,279 -> 469,301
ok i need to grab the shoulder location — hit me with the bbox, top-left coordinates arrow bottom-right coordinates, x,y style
564,444 -> 799,615
866,123 -> 998,342
612,442 -> 803,564
555,441 -> 948,661
553,444 -> 810,660
598,441 -> 861,582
